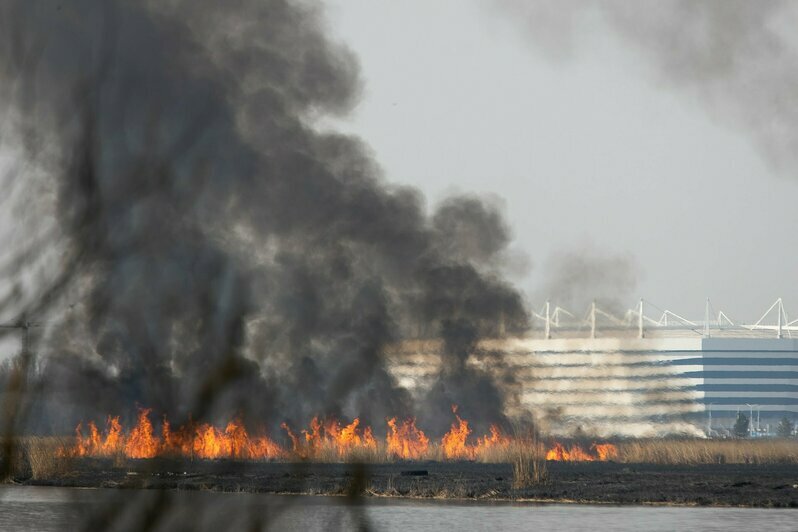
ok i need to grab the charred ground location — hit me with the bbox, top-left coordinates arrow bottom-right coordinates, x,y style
15,459 -> 798,508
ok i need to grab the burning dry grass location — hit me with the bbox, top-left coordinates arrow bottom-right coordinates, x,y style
618,438 -> 798,465
60,405 -> 541,464
40,405 -> 798,467
386,417 -> 429,460
55,405 -> 614,466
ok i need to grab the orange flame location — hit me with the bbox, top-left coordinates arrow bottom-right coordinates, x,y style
73,416 -> 125,457
282,416 -> 377,459
68,410 -> 284,460
545,441 -> 618,462
592,442 -> 619,461
440,405 -> 510,460
185,420 -> 283,460
124,409 -> 159,458
64,404 -> 617,464
386,417 -> 429,460
441,406 -> 475,460
475,424 -> 511,454
280,422 -> 303,457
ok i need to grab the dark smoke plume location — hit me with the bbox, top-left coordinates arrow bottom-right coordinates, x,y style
0,0 -> 527,437
491,0 -> 798,175
537,248 -> 637,315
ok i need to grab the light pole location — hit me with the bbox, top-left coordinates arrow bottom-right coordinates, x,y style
745,404 -> 755,437
707,403 -> 713,437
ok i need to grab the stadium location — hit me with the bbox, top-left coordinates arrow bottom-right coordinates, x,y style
390,299 -> 798,438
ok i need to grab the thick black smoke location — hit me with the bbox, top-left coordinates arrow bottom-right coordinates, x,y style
0,1 -> 527,435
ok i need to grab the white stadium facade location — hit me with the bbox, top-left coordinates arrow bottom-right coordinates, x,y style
389,299 -> 798,437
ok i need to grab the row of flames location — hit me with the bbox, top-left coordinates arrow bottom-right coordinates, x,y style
63,406 -> 617,462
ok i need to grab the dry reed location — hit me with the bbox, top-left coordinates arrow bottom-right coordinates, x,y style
24,434 -> 798,467
0,437 -> 73,480
618,438 -> 798,465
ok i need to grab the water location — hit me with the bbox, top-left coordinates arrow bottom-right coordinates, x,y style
0,486 -> 795,531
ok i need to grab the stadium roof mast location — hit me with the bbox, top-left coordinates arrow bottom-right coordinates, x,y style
638,298 -> 644,339
750,298 -> 792,339
532,297 -> 795,339
545,300 -> 550,340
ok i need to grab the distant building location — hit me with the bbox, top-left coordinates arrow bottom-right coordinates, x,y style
389,299 -> 798,437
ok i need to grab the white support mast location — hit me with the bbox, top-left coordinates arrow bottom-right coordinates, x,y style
545,300 -> 551,340
638,298 -> 644,339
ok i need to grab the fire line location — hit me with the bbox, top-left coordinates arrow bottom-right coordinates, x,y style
61,406 -> 617,462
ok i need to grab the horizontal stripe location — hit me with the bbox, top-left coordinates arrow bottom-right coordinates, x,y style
697,384 -> 798,392
699,397 -> 798,406
482,357 -> 696,368
522,374 -> 702,381
697,378 -> 798,386
682,365 -> 798,372
521,391 -> 701,404
513,366 -> 703,379
523,403 -> 705,417
698,404 -> 798,413
524,390 -> 698,396
702,391 -> 798,399
510,379 -> 703,392
474,361 -> 798,369
673,358 -> 798,366
702,351 -> 798,358
684,371 -> 798,379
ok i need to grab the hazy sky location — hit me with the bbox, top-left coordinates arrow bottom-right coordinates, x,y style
320,0 -> 798,323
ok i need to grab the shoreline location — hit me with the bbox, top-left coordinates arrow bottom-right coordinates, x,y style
14,460 -> 798,508
4,484 -> 781,509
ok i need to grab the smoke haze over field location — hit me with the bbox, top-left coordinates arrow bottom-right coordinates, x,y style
1,0 -> 797,441
0,0 -> 527,435
537,249 -> 637,315
321,0 -> 798,321
493,0 -> 798,175
2,3 -> 796,529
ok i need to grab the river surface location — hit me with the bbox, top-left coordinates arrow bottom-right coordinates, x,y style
0,486 -> 795,531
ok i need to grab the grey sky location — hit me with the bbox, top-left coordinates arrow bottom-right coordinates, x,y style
320,0 -> 798,323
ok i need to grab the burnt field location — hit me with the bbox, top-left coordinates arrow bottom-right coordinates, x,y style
17,459 -> 798,508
